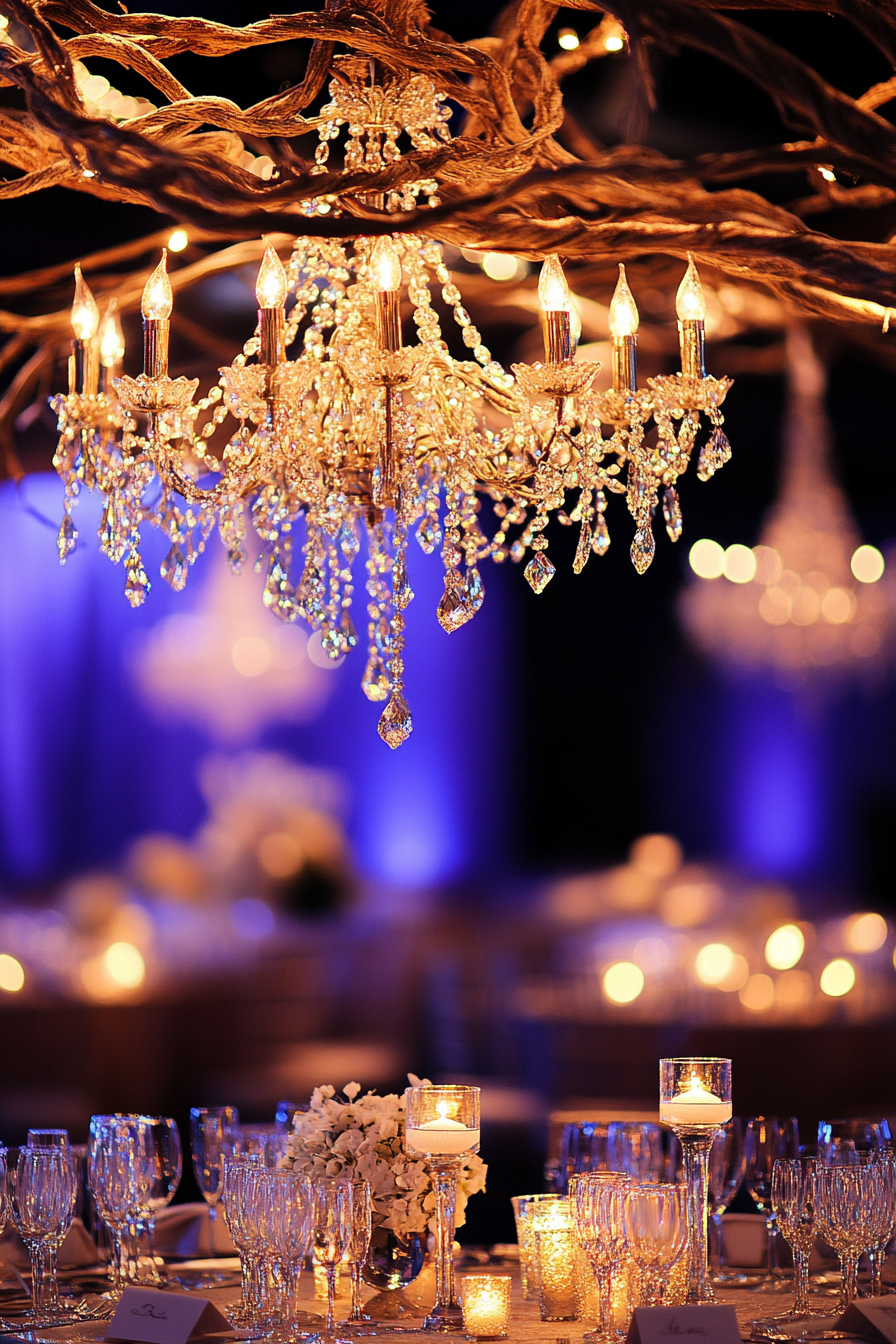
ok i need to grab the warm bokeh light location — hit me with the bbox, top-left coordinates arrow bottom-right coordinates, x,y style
0,954 -> 25,992
850,545 -> 885,583
775,969 -> 812,1010
603,22 -> 625,50
104,941 -> 145,989
695,942 -> 735,985
820,958 -> 855,997
689,538 -> 725,579
231,634 -> 274,677
660,881 -> 721,928
739,973 -> 774,1011
257,831 -> 303,878
481,252 -> 520,281
723,544 -> 757,584
752,545 -> 782,585
629,833 -> 682,879
765,924 -> 805,970
602,961 -> 645,1004
844,912 -> 887,953
716,953 -> 750,992
557,27 -> 579,49
820,587 -> 854,624
167,228 -> 189,252
632,937 -> 671,974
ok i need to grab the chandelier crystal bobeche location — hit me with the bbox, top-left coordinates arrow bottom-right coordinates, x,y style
51,63 -> 733,747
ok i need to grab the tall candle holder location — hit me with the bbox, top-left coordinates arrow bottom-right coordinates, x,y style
405,1085 -> 481,1333
659,1058 -> 732,1304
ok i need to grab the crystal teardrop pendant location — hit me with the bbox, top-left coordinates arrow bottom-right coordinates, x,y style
57,515 -> 77,562
592,513 -> 610,556
437,582 -> 472,632
161,543 -> 188,591
663,486 -> 682,542
573,519 -> 592,574
124,556 -> 150,607
697,427 -> 732,481
362,653 -> 391,702
631,525 -> 655,574
464,566 -> 484,613
378,692 -> 413,748
524,552 -> 556,593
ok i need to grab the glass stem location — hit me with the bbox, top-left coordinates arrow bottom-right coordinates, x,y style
596,1263 -> 613,1338
29,1240 -> 59,1319
709,1212 -> 723,1274
327,1263 -> 338,1335
793,1248 -> 810,1316
350,1263 -> 364,1322
839,1254 -> 859,1310
109,1227 -> 126,1294
869,1246 -> 884,1298
431,1157 -> 461,1314
287,1259 -> 302,1330
680,1131 -> 715,1304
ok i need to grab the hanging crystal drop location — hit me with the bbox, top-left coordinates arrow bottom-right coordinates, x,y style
592,513 -> 610,556
524,552 -> 556,594
124,556 -> 150,607
663,486 -> 682,542
362,652 -> 391,702
697,427 -> 732,481
338,521 -> 360,561
437,582 -> 472,632
57,515 -> 77,563
464,566 -> 484,613
378,692 -> 413,748
321,625 -> 345,660
630,526 -> 655,574
161,543 -> 188,591
416,515 -> 439,554
573,520 -> 593,574
339,608 -> 358,649
393,548 -> 415,610
227,543 -> 246,574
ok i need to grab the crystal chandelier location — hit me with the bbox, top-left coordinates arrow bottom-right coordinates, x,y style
51,62 -> 734,746
680,325 -> 892,680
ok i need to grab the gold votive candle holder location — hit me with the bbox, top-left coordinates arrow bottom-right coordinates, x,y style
460,1275 -> 512,1338
534,1227 -> 578,1321
511,1193 -> 567,1300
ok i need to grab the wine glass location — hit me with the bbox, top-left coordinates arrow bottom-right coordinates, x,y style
771,1157 -> 821,1318
623,1183 -> 687,1306
558,1122 -> 610,1193
817,1118 -> 891,1164
89,1114 -> 155,1295
222,1154 -> 268,1331
709,1119 -> 747,1284
743,1116 -> 799,1289
312,1179 -> 354,1344
607,1122 -> 666,1182
570,1171 -> 632,1343
341,1179 -> 375,1334
7,1145 -> 78,1324
815,1162 -> 882,1308
190,1105 -> 238,1251
261,1168 -> 316,1342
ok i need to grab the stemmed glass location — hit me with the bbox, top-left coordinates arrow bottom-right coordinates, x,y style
866,1152 -> 896,1296
312,1179 -> 355,1344
623,1183 -> 687,1306
558,1122 -> 610,1192
817,1119 -> 891,1164
116,1114 -> 181,1286
190,1105 -> 239,1253
570,1171 -> 632,1343
7,1145 -> 78,1324
89,1114 -> 155,1296
659,1057 -> 732,1304
342,1178 -> 375,1334
771,1158 -> 820,1317
262,1168 -> 316,1341
743,1116 -> 799,1289
405,1084 -> 480,1332
607,1123 -> 666,1182
709,1119 -> 746,1283
222,1153 -> 268,1330
815,1162 -> 881,1308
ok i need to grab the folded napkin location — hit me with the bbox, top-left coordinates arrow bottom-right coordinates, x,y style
0,1217 -> 99,1269
153,1204 -> 236,1258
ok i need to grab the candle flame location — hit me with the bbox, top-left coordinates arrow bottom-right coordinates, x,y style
141,251 -> 173,321
71,265 -> 99,340
608,263 -> 639,337
255,237 -> 288,309
436,1100 -> 450,1120
676,253 -> 706,321
538,254 -> 571,313
370,236 -> 402,292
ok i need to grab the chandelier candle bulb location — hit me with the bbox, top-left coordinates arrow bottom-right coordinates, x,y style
98,302 -> 125,390
461,1276 -> 512,1338
141,251 -> 172,379
256,239 -> 287,370
676,254 -> 706,379
371,236 -> 402,352
539,254 -> 574,364
70,265 -> 99,396
608,263 -> 639,393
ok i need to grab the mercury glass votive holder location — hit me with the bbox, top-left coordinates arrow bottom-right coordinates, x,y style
534,1227 -> 578,1321
460,1275 -> 512,1339
511,1193 -> 566,1299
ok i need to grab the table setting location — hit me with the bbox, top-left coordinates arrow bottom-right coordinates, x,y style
0,1060 -> 892,1344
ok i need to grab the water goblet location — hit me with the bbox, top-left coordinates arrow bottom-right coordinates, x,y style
7,1145 -> 78,1324
771,1157 -> 821,1317
312,1178 -> 355,1344
89,1114 -> 155,1295
709,1119 -> 746,1284
558,1122 -> 610,1193
817,1118 -> 891,1164
744,1116 -> 799,1289
190,1105 -> 239,1252
815,1162 -> 880,1308
623,1183 -> 687,1306
570,1171 -> 632,1342
607,1123 -> 666,1183
660,1057 -> 732,1304
405,1084 -> 480,1332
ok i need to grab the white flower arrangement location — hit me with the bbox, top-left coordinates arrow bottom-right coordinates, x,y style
281,1076 -> 487,1240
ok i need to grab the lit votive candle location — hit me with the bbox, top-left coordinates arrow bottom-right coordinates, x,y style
461,1275 -> 511,1338
534,1228 -> 578,1322
659,1073 -> 732,1127
406,1101 -> 480,1155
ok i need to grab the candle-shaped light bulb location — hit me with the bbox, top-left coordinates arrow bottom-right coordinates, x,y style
538,254 -> 571,313
255,239 -> 287,310
71,265 -> 99,341
608,263 -> 639,338
98,302 -> 125,368
676,254 -> 706,321
371,236 -> 402,292
141,251 -> 173,321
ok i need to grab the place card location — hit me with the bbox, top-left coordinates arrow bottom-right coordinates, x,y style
627,1305 -> 743,1344
104,1287 -> 235,1344
839,1299 -> 896,1344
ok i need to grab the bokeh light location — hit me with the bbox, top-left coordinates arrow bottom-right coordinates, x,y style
739,973 -> 775,1011
695,942 -> 735,985
723,544 -> 757,584
602,961 -> 645,1004
103,941 -> 145,989
557,28 -> 579,50
481,253 -> 521,281
765,924 -> 805,970
167,228 -> 189,252
850,545 -> 884,583
632,937 -> 671,974
690,538 -> 725,579
820,958 -> 855,997
775,969 -> 812,1010
0,953 -> 25,992
844,912 -> 887,953
629,833 -> 682,879
257,831 -> 303,878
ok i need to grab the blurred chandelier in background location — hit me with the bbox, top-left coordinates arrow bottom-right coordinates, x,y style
680,325 -> 893,682
52,59 -> 734,746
